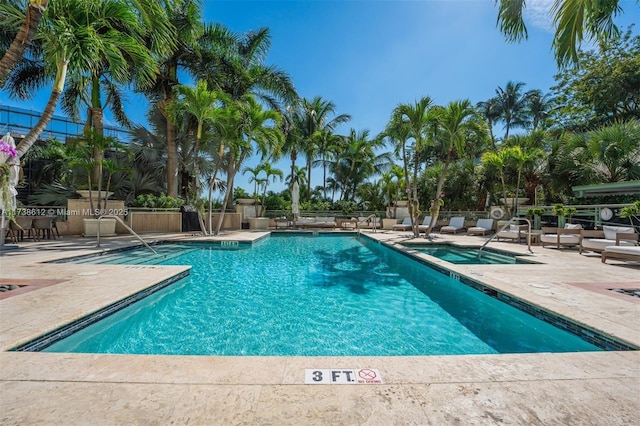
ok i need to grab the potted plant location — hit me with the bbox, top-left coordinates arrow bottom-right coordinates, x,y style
526,207 -> 545,230
69,132 -> 130,236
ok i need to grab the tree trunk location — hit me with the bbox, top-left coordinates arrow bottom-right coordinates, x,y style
16,90 -> 61,158
16,57 -> 68,157
0,0 -> 49,88
424,159 -> 451,237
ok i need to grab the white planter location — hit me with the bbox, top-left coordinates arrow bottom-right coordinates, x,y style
236,198 -> 255,205
500,197 -> 529,206
83,218 -> 117,237
76,190 -> 113,200
247,217 -> 270,230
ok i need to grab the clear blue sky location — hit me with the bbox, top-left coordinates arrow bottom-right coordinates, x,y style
3,0 -> 638,196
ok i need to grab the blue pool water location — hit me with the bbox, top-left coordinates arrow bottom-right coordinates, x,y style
44,235 -> 600,356
407,244 -> 531,265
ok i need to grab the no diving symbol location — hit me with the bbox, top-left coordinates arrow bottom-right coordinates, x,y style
358,369 -> 377,380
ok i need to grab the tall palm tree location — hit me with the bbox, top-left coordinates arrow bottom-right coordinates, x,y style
424,99 -> 485,236
143,0 -> 209,198
482,148 -> 514,217
168,80 -> 228,202
476,97 -> 501,147
393,97 -> 435,236
494,81 -> 533,142
0,0 -> 49,88
311,129 -> 343,200
5,0 -> 162,159
293,96 -> 351,200
214,97 -> 282,235
258,161 -> 283,215
527,90 -> 553,131
330,128 -> 390,202
505,144 -> 544,209
495,0 -> 626,66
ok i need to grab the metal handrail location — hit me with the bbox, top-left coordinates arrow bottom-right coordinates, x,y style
96,215 -> 158,254
479,217 -> 533,255
357,214 -> 378,234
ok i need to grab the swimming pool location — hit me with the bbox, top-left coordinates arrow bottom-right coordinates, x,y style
33,235 -> 603,356
404,244 -> 534,265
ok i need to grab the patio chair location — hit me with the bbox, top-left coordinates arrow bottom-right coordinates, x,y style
540,223 -> 582,249
580,226 -> 637,254
417,216 -> 433,233
10,216 -> 38,242
32,216 -> 57,240
392,217 -> 412,231
439,216 -> 466,234
467,218 -> 494,236
601,246 -> 640,264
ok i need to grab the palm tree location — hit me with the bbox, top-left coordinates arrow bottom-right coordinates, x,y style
527,90 -> 553,131
0,0 -> 49,88
494,81 -> 533,142
330,128 -> 390,202
214,97 -> 282,235
258,162 -> 283,216
579,119 -> 640,183
5,0 -> 161,159
482,148 -> 513,217
311,129 -> 343,200
168,80 -> 228,202
143,0 -> 210,198
505,144 -> 544,210
495,0 -> 626,66
476,97 -> 501,147
392,97 -> 435,236
424,99 -> 485,236
293,97 -> 351,200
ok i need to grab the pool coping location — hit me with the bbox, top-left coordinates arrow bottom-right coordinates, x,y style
1,230 -> 639,423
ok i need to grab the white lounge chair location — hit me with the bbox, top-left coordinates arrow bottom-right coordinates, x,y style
496,224 -> 527,242
540,223 -> 583,249
601,246 -> 640,264
467,218 -> 494,236
440,216 -> 466,234
580,226 -> 637,254
392,217 -> 412,231
418,216 -> 433,232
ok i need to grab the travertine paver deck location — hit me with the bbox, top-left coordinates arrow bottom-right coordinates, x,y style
1,230 -> 639,425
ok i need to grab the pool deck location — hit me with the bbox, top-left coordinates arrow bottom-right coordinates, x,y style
1,230 -> 639,425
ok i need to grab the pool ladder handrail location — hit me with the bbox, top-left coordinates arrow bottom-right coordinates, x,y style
357,214 -> 378,235
479,216 -> 533,255
96,214 -> 158,254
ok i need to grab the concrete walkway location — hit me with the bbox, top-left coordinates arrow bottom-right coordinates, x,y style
1,230 -> 638,425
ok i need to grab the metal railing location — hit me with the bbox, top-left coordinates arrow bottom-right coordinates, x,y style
479,217 -> 533,255
96,215 -> 157,254
357,214 -> 378,234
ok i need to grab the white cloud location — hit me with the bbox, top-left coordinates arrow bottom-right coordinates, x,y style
524,0 -> 555,33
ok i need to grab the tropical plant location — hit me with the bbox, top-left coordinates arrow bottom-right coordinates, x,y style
495,0 -> 630,67
167,80 -> 229,202
551,26 -> 640,130
424,99 -> 485,236
68,131 -> 131,217
390,96 -> 435,236
0,0 -> 49,88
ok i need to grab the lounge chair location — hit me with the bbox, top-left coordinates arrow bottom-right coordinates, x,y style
294,217 -> 336,229
467,218 -> 494,236
392,217 -> 412,231
540,223 -> 582,249
417,216 -> 433,233
601,246 -> 640,264
580,226 -> 637,254
496,223 -> 527,242
439,216 -> 466,234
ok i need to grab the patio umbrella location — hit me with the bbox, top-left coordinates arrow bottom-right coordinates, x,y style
291,180 -> 300,219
